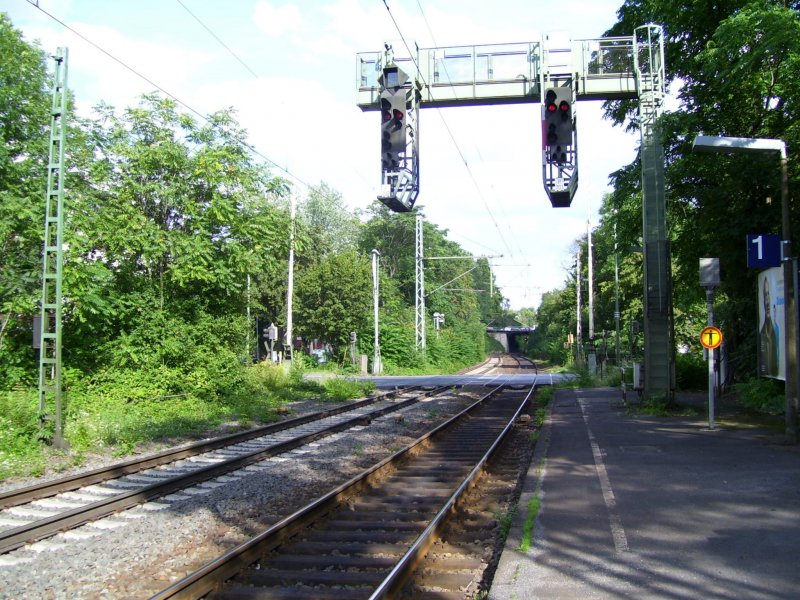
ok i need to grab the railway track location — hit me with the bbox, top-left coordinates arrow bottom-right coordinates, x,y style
0,385 -> 462,555
150,381 -> 537,600
465,354 -> 537,376
400,404 -> 536,598
462,354 -> 527,375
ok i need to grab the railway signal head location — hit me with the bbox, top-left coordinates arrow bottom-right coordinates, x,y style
542,86 -> 573,161
378,65 -> 410,174
380,90 -> 406,172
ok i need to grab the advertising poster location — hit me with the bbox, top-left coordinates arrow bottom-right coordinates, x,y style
757,267 -> 785,380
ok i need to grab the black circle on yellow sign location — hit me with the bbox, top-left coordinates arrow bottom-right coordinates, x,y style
700,326 -> 723,350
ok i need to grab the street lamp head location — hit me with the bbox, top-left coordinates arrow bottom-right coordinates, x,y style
692,135 -> 786,159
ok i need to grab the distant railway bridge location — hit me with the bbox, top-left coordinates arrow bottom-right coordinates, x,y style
486,326 -> 534,353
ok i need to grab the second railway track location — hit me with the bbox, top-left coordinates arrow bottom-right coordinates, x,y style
0,385 -> 459,555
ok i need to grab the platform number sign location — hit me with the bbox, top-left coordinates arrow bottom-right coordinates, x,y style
747,234 -> 781,268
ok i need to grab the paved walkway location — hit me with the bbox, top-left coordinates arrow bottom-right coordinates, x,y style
490,387 -> 800,599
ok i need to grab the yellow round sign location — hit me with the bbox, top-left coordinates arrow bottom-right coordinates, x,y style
700,326 -> 723,350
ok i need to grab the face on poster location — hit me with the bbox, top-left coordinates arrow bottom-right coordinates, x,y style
757,267 -> 785,380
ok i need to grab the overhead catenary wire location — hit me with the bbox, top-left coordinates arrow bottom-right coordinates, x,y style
175,0 -> 260,80
414,0 -> 525,259
24,0 -> 313,190
174,0 -> 378,196
381,0 -> 515,259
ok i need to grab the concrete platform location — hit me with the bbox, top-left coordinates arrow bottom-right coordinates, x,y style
490,387 -> 800,599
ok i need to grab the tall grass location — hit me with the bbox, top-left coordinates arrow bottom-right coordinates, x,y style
0,362 -> 373,482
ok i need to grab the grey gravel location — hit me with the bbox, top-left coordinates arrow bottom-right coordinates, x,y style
0,387 -> 482,599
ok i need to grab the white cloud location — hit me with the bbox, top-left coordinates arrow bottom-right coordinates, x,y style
253,2 -> 304,37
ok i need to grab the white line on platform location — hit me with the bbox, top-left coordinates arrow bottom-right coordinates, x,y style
577,396 -> 629,553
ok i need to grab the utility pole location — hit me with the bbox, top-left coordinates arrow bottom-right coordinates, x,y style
415,214 -> 425,351
372,249 -> 382,374
587,220 -> 594,340
700,258 -> 720,430
246,273 -> 251,359
285,192 -> 296,363
614,217 -> 622,364
587,218 -> 597,374
576,245 -> 582,367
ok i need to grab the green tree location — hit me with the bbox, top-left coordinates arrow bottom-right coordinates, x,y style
293,250 -> 373,355
58,95 -> 291,372
602,1 -> 800,380
0,15 -> 52,382
515,307 -> 537,328
527,287 -> 575,365
298,182 -> 360,261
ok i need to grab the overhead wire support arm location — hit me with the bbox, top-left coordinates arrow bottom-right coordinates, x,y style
425,264 -> 482,297
423,254 -> 503,261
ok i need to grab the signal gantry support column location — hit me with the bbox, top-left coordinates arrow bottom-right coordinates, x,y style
634,25 -> 673,402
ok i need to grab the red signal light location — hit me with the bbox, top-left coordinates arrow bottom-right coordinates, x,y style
547,102 -> 557,112
393,109 -> 403,120
559,100 -> 570,112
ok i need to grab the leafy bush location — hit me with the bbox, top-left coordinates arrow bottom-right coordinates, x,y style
0,390 -> 44,479
0,358 -> 333,480
63,369 -> 230,452
535,386 -> 554,405
676,351 -> 707,390
322,377 -> 375,402
0,346 -> 37,391
601,366 -> 623,387
734,377 -> 784,414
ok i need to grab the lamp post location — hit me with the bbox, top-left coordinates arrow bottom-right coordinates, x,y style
372,249 -> 382,375
692,135 -> 796,442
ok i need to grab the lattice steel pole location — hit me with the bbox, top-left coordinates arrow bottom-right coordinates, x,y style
38,47 -> 69,449
634,25 -> 673,402
415,214 -> 425,351
372,249 -> 382,374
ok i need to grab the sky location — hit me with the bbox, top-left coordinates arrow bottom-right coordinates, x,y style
4,0 -> 641,311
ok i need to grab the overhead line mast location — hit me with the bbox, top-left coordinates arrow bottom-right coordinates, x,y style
38,48 -> 69,449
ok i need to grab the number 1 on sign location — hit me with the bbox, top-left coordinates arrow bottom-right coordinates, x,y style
751,235 -> 763,260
